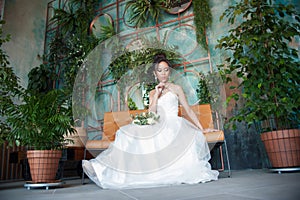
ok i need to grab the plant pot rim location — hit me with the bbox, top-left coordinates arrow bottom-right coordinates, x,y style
260,129 -> 300,141
261,128 -> 299,134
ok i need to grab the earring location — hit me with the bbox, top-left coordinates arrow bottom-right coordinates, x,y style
155,76 -> 157,82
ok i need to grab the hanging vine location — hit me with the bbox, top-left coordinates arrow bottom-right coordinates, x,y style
193,0 -> 212,50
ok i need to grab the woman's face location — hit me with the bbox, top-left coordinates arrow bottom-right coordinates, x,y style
154,61 -> 170,83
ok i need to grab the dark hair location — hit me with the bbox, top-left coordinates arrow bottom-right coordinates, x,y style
152,53 -> 172,70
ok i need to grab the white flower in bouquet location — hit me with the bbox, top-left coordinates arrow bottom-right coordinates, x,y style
132,119 -> 140,124
131,111 -> 160,125
147,118 -> 155,125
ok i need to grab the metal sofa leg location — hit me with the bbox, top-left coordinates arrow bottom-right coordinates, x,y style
81,148 -> 87,184
223,139 -> 231,177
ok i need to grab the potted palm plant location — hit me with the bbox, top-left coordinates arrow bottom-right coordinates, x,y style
4,88 -> 76,183
1,58 -> 76,183
216,0 -> 300,170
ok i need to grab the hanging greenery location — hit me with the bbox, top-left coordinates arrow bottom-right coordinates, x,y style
108,35 -> 180,83
98,16 -> 116,43
192,0 -> 212,50
125,0 -> 167,28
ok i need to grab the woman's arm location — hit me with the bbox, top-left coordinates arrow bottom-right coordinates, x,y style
176,85 -> 204,131
148,90 -> 159,113
148,83 -> 166,113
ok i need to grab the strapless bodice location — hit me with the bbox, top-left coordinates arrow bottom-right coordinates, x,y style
157,92 -> 179,116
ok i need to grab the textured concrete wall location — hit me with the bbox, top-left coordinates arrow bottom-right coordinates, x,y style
2,0 -> 49,87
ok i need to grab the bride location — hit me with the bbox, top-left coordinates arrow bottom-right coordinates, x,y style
82,54 -> 219,189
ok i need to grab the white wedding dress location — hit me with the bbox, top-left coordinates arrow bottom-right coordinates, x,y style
82,91 -> 219,189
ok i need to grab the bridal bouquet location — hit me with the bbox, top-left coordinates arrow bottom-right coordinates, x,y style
131,111 -> 160,125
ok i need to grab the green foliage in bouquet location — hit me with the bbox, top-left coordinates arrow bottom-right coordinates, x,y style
131,112 -> 160,125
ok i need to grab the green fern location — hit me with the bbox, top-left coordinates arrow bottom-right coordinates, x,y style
98,16 -> 116,43
125,0 -> 167,28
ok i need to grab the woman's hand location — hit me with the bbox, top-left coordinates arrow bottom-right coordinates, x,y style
155,82 -> 166,96
149,83 -> 165,113
203,128 -> 218,133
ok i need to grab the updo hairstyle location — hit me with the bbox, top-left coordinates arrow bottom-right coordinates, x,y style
152,53 -> 172,71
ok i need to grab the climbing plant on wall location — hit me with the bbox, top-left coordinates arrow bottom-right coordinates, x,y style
49,0 -> 99,91
44,0 -> 100,123
193,0 -> 212,50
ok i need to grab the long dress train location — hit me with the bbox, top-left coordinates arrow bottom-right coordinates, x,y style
82,91 -> 219,189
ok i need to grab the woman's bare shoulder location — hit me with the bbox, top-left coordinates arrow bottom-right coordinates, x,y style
169,83 -> 182,92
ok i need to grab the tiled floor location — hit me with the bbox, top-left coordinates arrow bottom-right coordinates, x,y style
0,169 -> 299,200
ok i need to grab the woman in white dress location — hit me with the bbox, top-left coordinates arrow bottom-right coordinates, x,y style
82,54 -> 219,189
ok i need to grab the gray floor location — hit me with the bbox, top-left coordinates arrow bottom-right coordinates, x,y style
0,169 -> 299,200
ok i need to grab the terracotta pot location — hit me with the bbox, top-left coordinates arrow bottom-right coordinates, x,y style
261,129 -> 300,168
27,150 -> 62,183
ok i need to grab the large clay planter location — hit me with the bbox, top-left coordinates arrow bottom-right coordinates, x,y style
27,150 -> 62,183
261,129 -> 300,168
